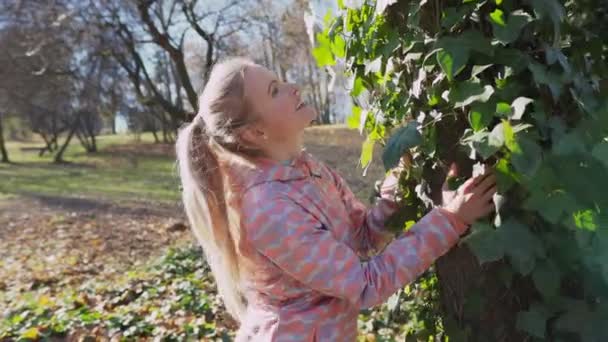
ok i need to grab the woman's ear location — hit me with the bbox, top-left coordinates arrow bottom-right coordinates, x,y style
239,124 -> 266,147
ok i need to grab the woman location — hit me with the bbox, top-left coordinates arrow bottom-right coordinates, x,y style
175,57 -> 496,341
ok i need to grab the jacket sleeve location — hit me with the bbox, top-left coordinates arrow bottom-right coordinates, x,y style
241,188 -> 469,309
326,166 -> 401,255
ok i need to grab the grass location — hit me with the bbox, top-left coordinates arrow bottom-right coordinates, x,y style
0,133 -> 181,205
0,126 -> 383,205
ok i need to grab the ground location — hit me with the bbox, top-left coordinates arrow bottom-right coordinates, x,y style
0,125 -> 401,341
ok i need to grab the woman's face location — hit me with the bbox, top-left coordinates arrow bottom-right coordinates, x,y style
242,64 -> 317,149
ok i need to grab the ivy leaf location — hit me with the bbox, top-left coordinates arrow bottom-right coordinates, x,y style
347,106 -> 362,129
532,260 -> 561,298
591,141 -> 608,169
490,9 -> 506,26
312,33 -> 336,67
511,136 -> 542,177
495,158 -> 519,192
530,0 -> 565,45
496,102 -> 512,117
491,10 -> 534,45
511,97 -> 534,120
442,6 -> 473,29
516,304 -> 551,338
449,81 -> 495,107
488,122 -> 505,149
382,123 -> 422,170
360,136 -> 375,169
571,209 -> 598,231
331,35 -> 346,58
471,64 -> 493,78
503,120 -> 518,152
463,222 -> 505,264
528,63 -> 564,100
436,30 -> 493,81
469,101 -> 494,131
499,219 -> 544,275
437,48 -> 467,82
524,190 -> 578,224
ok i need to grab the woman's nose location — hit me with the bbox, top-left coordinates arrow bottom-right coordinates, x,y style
291,84 -> 300,96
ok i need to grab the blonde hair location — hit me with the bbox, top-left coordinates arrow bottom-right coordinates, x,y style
175,57 -> 260,322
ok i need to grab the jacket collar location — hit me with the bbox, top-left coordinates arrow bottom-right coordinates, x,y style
229,149 -> 324,193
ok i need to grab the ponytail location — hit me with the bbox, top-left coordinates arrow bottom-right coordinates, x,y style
175,119 -> 246,322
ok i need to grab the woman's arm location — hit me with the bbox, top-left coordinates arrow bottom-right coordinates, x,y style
326,166 -> 401,255
241,187 -> 470,310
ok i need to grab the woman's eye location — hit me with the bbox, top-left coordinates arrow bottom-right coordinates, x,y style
271,86 -> 279,97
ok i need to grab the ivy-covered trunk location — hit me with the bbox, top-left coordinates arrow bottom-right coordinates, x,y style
314,0 -> 607,340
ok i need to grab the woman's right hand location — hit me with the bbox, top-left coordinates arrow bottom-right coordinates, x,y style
441,164 -> 497,226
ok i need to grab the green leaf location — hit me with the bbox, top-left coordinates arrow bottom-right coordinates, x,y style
449,81 -> 495,107
524,190 -> 578,224
516,304 -> 551,338
591,141 -> 608,169
331,35 -> 346,58
436,30 -> 494,81
347,106 -> 362,129
499,219 -> 544,275
496,102 -> 512,117
511,136 -> 542,177
471,64 -> 493,78
490,9 -> 506,26
463,222 -> 505,264
495,158 -> 519,192
491,10 -> 534,45
571,209 -> 598,231
442,6 -> 472,29
437,48 -> 466,82
530,0 -> 565,44
503,120 -> 518,152
528,63 -> 563,100
382,123 -> 422,170
360,136 -> 375,169
511,97 -> 534,120
312,33 -> 336,67
469,101 -> 494,131
532,260 -> 560,297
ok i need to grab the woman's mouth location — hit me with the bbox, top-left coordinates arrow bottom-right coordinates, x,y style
296,101 -> 306,111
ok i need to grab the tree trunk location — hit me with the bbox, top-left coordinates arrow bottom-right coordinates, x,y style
152,129 -> 159,143
0,112 -> 9,163
54,118 -> 79,163
430,116 -> 532,341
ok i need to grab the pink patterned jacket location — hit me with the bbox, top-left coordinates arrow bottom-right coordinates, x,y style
233,150 -> 468,341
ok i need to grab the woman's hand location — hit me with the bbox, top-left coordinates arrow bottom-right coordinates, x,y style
377,154 -> 410,200
441,163 -> 497,225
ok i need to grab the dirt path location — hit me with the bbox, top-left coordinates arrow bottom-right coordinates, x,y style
0,195 -> 192,302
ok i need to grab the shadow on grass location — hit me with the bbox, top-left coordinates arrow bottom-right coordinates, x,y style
11,191 -> 179,217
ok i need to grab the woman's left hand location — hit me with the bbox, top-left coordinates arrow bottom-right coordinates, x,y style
377,154 -> 410,200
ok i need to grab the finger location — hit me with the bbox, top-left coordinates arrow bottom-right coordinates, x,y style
482,186 -> 497,201
442,163 -> 458,190
447,163 -> 458,177
460,177 -> 477,193
483,202 -> 496,215
474,173 -> 496,194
